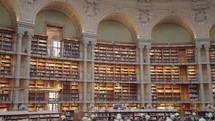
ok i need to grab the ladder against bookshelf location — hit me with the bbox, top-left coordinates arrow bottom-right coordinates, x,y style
189,84 -> 199,102
151,84 -> 182,101
150,46 -> 195,63
30,58 -> 79,79
63,38 -> 80,58
61,81 -> 79,101
213,84 -> 215,101
210,45 -> 215,62
150,65 -> 180,82
94,63 -> 136,82
211,65 -> 215,82
94,83 -> 138,101
94,42 -> 136,63
31,34 -> 48,55
0,54 -> 12,76
0,27 -> 14,52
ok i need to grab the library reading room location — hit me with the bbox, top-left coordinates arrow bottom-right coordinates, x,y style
0,0 -> 215,121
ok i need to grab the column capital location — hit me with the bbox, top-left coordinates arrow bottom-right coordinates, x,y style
204,43 -> 210,49
81,32 -> 97,44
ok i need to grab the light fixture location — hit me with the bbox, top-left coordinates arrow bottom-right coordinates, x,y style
116,113 -> 122,120
199,117 -> 206,121
145,114 -> 150,121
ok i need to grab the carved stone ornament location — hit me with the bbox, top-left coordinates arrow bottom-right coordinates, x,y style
138,9 -> 151,24
194,9 -> 207,23
84,2 -> 97,18
192,0 -> 208,23
25,0 -> 35,4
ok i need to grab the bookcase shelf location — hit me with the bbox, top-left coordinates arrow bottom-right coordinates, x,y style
150,65 -> 180,82
95,42 -> 136,63
150,47 -> 195,63
151,84 -> 182,101
85,109 -> 178,121
211,65 -> 215,82
0,27 -> 14,52
187,65 -> 197,82
30,58 -> 79,79
29,80 -> 80,102
31,34 -> 48,55
62,104 -> 79,111
0,79 -> 11,102
189,84 -> 199,101
210,45 -> 215,62
0,54 -> 12,76
63,38 -> 80,58
95,63 -> 136,82
94,83 -> 137,101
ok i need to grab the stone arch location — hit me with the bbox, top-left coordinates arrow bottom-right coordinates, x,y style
149,15 -> 197,39
0,0 -> 20,27
208,15 -> 215,41
32,0 -> 85,35
95,11 -> 141,42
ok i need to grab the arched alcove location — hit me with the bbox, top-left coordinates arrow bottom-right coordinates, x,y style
210,24 -> 215,42
97,20 -> 133,43
35,9 -> 79,38
152,22 -> 193,44
0,2 -> 15,28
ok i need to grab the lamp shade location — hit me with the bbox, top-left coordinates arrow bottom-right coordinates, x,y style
192,112 -> 196,116
116,113 -> 122,120
199,117 -> 206,121
166,117 -> 172,121
145,114 -> 150,120
208,112 -> 213,118
82,116 -> 88,121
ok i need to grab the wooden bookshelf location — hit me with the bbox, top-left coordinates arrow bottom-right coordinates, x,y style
189,84 -> 199,101
150,47 -> 195,63
0,79 -> 10,102
31,34 -> 48,55
0,110 -> 59,120
63,38 -> 80,58
94,42 -> 136,63
94,83 -> 137,101
94,63 -> 136,82
151,84 -> 182,101
0,27 -> 14,52
0,54 -> 12,76
211,65 -> 215,82
210,45 -> 215,62
187,65 -> 197,82
62,104 -> 79,111
85,109 -> 178,121
0,104 -> 9,112
150,65 -> 180,82
30,58 -> 79,79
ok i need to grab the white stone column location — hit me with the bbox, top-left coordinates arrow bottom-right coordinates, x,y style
82,41 -> 88,111
139,47 -> 144,106
24,34 -> 33,106
91,43 -> 95,105
146,45 -> 152,106
13,32 -> 24,111
204,44 -> 213,104
196,45 -> 205,109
